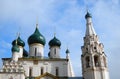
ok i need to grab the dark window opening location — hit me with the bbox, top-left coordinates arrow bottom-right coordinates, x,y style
35,48 -> 37,57
94,47 -> 96,49
54,48 -> 56,55
29,68 -> 32,77
86,56 -> 90,68
56,67 -> 59,76
41,67 -> 44,75
86,48 -> 88,51
94,56 -> 99,67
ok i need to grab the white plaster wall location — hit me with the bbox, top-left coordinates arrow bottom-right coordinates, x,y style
50,46 -> 60,58
21,60 -> 69,77
94,71 -> 102,79
104,70 -> 110,79
18,47 -> 23,58
84,71 -> 94,79
102,70 -> 109,79
86,18 -> 92,23
12,52 -> 19,62
0,73 -> 25,79
29,44 -> 44,57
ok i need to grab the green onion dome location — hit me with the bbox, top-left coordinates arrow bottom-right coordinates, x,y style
11,44 -> 20,52
12,36 -> 25,47
85,11 -> 92,19
49,36 -> 61,47
66,49 -> 70,54
28,27 -> 46,45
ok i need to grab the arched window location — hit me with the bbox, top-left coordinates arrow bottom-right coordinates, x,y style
55,67 -> 59,76
85,56 -> 90,68
41,67 -> 44,75
94,55 -> 99,67
29,67 -> 32,77
103,56 -> 107,67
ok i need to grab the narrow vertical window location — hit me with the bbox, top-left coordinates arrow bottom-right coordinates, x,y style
54,48 -> 56,55
56,67 -> 59,76
35,48 -> 37,56
29,67 -> 32,77
41,67 -> 44,75
86,56 -> 90,68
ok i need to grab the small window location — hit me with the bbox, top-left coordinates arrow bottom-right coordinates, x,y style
94,47 -> 96,49
29,67 -> 32,77
86,56 -> 90,68
86,48 -> 88,51
35,48 -> 37,56
54,48 -> 56,55
56,67 -> 59,76
41,67 -> 44,75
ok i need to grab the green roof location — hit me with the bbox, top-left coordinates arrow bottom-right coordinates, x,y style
85,11 -> 92,19
49,36 -> 61,47
11,45 -> 20,52
12,36 -> 25,47
66,49 -> 70,54
28,27 -> 46,45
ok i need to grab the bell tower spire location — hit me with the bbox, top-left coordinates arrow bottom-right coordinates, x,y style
81,11 -> 110,79
85,11 -> 96,36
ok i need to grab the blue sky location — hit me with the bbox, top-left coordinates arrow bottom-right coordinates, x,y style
0,0 -> 120,79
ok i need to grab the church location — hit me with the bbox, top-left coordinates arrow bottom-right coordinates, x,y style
0,11 -> 110,79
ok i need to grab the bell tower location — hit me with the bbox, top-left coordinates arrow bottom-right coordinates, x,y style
81,11 -> 110,79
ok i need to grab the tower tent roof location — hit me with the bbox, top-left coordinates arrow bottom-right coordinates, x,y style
85,11 -> 96,36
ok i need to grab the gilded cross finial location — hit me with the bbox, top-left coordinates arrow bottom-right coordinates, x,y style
15,32 -> 20,40
15,39 -> 18,45
54,26 -> 56,37
36,17 -> 39,28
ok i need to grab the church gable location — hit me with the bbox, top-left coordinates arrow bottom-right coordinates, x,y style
35,72 -> 58,79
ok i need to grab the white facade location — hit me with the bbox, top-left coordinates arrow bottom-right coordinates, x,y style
20,59 -> 69,77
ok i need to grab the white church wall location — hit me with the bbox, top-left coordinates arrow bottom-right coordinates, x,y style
18,47 -> 23,58
29,44 -> 44,57
0,73 -> 25,79
20,59 -> 69,77
84,71 -> 94,79
50,46 -> 60,58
